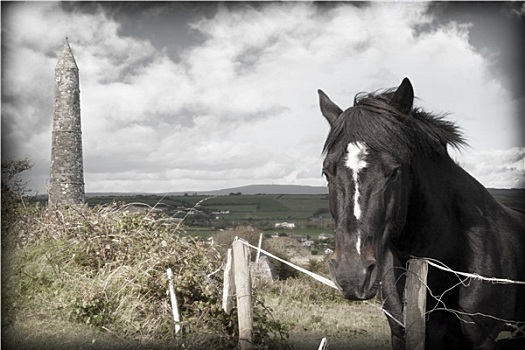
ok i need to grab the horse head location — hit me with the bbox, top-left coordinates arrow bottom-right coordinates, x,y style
319,78 -> 415,300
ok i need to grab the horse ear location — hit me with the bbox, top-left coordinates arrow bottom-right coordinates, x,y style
318,89 -> 343,127
390,77 -> 414,115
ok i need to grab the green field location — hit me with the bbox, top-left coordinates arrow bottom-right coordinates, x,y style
87,194 -> 330,217
86,194 -> 334,238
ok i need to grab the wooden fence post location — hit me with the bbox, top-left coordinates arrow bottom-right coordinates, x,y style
255,232 -> 263,263
222,248 -> 235,314
166,268 -> 181,335
233,239 -> 253,350
404,259 -> 428,350
318,337 -> 328,350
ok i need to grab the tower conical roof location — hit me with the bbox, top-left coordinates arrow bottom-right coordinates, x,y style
56,37 -> 78,70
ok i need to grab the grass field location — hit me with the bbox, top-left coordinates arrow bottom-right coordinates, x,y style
258,277 -> 391,350
3,290 -> 391,350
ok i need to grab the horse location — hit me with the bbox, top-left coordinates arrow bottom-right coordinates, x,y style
317,78 -> 525,349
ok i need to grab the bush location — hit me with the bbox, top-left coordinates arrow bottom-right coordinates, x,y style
1,158 -> 34,231
3,203 -> 290,349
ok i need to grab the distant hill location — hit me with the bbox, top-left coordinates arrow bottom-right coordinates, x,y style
81,185 -> 329,198
487,188 -> 525,212
177,184 -> 329,196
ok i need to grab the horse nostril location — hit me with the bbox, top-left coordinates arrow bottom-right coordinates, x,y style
366,262 -> 376,275
363,262 -> 377,290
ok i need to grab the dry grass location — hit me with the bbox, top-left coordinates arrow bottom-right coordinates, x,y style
2,203 -> 288,349
267,295 -> 391,349
2,202 -> 391,350
254,275 -> 391,349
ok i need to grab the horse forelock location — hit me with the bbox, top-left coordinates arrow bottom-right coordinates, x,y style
322,90 -> 466,162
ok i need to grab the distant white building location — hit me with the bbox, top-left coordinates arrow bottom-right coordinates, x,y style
211,210 -> 230,215
275,222 -> 295,229
187,209 -> 203,215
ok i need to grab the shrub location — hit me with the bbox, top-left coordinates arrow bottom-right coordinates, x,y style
1,158 -> 37,241
3,203 -> 290,349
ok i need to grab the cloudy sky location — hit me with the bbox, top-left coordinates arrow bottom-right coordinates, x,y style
2,1 -> 524,193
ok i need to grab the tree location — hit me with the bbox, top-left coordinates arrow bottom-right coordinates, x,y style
1,158 -> 33,226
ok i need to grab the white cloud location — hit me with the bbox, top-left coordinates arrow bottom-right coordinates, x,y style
453,148 -> 525,189
2,2 -> 522,194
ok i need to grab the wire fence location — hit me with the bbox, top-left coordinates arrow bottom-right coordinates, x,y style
233,239 -> 525,347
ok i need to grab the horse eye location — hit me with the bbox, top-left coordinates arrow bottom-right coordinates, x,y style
390,168 -> 401,181
322,164 -> 336,181
323,170 -> 331,181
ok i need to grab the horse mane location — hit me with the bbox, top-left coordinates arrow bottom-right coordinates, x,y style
322,89 -> 466,162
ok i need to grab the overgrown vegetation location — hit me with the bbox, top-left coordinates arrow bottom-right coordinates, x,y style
2,199 -> 291,349
1,158 -> 34,229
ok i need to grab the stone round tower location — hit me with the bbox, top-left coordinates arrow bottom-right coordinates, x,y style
48,38 -> 85,208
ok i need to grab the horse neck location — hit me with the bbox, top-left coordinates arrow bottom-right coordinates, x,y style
400,152 -> 501,258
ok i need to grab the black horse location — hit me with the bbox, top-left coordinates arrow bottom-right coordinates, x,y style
318,78 -> 525,349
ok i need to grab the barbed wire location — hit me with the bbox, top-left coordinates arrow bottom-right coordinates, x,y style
415,257 -> 525,285
403,257 -> 525,335
237,239 -> 405,327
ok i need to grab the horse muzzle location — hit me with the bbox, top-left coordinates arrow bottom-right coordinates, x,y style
329,258 -> 379,300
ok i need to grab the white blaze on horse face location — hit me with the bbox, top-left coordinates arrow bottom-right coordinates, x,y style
345,142 -> 368,254
355,231 -> 362,255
